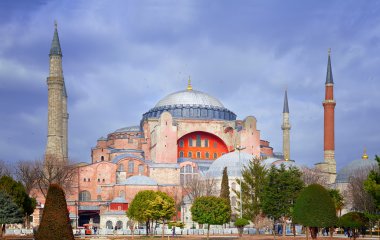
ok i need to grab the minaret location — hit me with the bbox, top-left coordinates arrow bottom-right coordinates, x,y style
281,89 -> 291,160
45,22 -> 66,163
62,83 -> 69,162
322,48 -> 336,181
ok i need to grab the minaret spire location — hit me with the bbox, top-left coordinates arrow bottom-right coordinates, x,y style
326,48 -> 333,84
281,89 -> 291,161
50,21 -> 62,56
187,76 -> 193,91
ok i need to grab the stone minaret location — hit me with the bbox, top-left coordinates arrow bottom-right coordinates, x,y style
45,22 -> 67,163
319,48 -> 337,182
281,89 -> 291,160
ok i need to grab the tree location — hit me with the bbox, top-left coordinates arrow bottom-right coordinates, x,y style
328,189 -> 344,217
147,191 -> 176,239
0,160 -> 10,177
126,190 -> 157,235
235,158 -> 267,225
191,196 -> 231,240
364,155 -> 380,210
234,218 -> 249,237
220,167 -> 231,217
293,184 -> 337,239
261,164 -> 304,237
35,184 -> 74,240
347,168 -> 375,213
0,175 -> 36,227
0,191 -> 23,237
338,212 -> 368,240
300,166 -> 329,187
183,173 -> 217,202
14,160 -> 39,195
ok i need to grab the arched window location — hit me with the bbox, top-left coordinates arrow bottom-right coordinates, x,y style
138,165 -> 144,174
231,196 -> 236,207
188,152 -> 192,158
205,152 -> 209,159
205,139 -> 209,147
97,195 -> 102,200
101,156 -> 104,161
213,142 -> 217,148
128,161 -> 134,173
196,152 -> 201,158
196,135 -> 201,147
83,178 -> 86,182
180,165 -> 197,185
118,164 -> 124,171
106,220 -> 113,229
213,153 -> 218,159
231,182 -> 236,191
116,221 -> 123,229
119,190 -> 125,198
79,190 -> 91,201
179,140 -> 184,147
189,138 -> 193,147
179,151 -> 184,158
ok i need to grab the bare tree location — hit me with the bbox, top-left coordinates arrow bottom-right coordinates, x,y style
35,155 -> 78,198
0,159 -> 11,177
300,166 -> 329,187
14,160 -> 39,195
347,167 -> 376,213
182,174 -> 217,202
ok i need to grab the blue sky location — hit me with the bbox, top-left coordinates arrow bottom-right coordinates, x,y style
0,0 -> 379,171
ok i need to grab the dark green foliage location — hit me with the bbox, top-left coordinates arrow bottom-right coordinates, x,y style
364,155 -> 380,210
235,158 -> 267,222
220,167 -> 231,215
191,196 -> 231,239
293,184 -> 337,227
261,164 -> 304,221
127,190 -> 157,222
0,175 -> 36,216
234,217 -> 249,227
35,184 -> 74,240
0,191 -> 23,236
338,212 -> 368,229
328,189 -> 344,215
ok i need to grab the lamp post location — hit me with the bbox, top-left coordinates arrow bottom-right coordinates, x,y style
236,145 -> 246,218
74,200 -> 78,229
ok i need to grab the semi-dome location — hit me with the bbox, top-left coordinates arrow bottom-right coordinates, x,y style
122,175 -> 158,186
142,83 -> 236,121
336,158 -> 377,183
206,151 -> 254,178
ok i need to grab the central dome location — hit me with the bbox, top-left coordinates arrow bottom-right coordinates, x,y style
142,84 -> 236,121
155,89 -> 225,108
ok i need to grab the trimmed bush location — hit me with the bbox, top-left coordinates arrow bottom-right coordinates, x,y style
234,218 -> 249,237
338,212 -> 368,239
35,184 -> 74,240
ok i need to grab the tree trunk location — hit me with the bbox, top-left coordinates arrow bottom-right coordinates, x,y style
272,223 -> 277,240
161,220 -> 165,239
207,224 -> 210,240
329,226 -> 334,239
1,224 -> 5,237
306,227 -> 309,240
282,219 -> 286,237
292,223 -> 296,237
309,227 -> 318,239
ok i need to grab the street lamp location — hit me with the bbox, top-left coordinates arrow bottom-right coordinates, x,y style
236,145 -> 246,219
74,200 -> 78,229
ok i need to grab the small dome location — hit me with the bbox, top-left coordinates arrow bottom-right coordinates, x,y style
206,151 -> 254,178
155,90 -> 224,108
123,175 -> 158,186
336,158 -> 377,183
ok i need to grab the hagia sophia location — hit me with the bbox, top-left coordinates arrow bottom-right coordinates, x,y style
32,24 -> 378,230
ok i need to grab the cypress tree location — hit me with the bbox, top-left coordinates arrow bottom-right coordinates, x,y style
220,167 -> 231,208
35,184 -> 74,240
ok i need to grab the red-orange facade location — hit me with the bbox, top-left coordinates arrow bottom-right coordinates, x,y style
177,131 -> 228,160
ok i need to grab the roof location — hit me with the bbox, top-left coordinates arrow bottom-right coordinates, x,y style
121,175 -> 158,186
50,23 -> 62,56
114,126 -> 141,133
283,90 -> 289,113
206,151 -> 254,178
326,49 -> 334,84
155,89 -> 224,108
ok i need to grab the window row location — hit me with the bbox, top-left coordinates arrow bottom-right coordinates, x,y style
179,151 -> 220,159
117,162 -> 145,174
83,178 -> 106,183
179,137 -> 218,148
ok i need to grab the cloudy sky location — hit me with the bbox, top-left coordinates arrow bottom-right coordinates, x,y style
0,0 -> 379,171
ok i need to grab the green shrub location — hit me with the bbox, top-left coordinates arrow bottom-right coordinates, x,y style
35,184 -> 74,240
234,218 -> 249,227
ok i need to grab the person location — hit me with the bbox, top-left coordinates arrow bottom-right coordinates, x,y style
172,226 -> 176,237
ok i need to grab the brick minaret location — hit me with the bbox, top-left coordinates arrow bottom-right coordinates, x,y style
317,48 -> 336,183
281,89 -> 291,160
45,22 -> 67,163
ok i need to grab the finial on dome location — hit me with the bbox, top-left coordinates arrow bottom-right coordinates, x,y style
187,76 -> 193,91
54,20 -> 58,30
362,148 -> 369,160
328,48 -> 331,56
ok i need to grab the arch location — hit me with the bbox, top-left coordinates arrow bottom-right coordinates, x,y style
138,164 -> 144,174
79,190 -> 91,201
116,221 -> 123,229
177,131 -> 228,160
106,220 -> 113,229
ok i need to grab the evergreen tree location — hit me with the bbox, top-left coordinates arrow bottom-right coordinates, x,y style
235,158 -> 267,223
35,184 -> 74,240
0,191 -> 23,237
328,189 -> 344,217
220,167 -> 231,214
261,164 -> 304,237
293,184 -> 337,239
338,212 -> 368,240
191,196 -> 231,240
